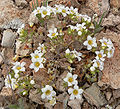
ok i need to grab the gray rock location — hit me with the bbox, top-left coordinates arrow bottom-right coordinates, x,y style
0,18 -> 24,30
106,91 -> 112,101
83,83 -> 107,107
116,105 -> 120,109
113,89 -> 120,99
28,12 -> 39,24
68,98 -> 83,109
15,0 -> 28,8
1,29 -> 16,48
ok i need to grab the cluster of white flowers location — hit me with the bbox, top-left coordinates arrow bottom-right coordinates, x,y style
67,22 -> 88,36
41,85 -> 56,106
32,5 -> 91,22
29,43 -> 46,72
90,37 -> 115,71
64,72 -> 83,100
65,49 -> 82,62
5,60 -> 35,91
5,74 -> 18,90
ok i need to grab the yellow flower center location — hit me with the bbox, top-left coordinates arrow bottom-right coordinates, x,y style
7,79 -> 11,84
16,66 -> 21,70
37,10 -> 40,13
52,33 -> 56,37
43,10 -> 47,15
73,89 -> 78,95
98,53 -> 102,58
34,62 -> 40,67
45,90 -> 51,96
71,10 -> 74,13
88,40 -> 93,45
104,42 -> 107,46
62,9 -> 66,13
96,61 -> 100,67
110,50 -> 112,54
14,84 -> 18,89
34,55 -> 39,59
68,77 -> 73,83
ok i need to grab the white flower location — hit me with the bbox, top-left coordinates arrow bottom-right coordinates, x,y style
47,28 -> 58,39
37,43 -> 46,54
76,23 -> 86,31
5,75 -> 18,90
22,90 -> 27,95
82,15 -> 91,22
17,24 -> 25,36
12,61 -> 26,74
49,98 -> 56,106
90,66 -> 95,71
14,73 -> 19,79
33,7 -> 41,16
105,105 -> 112,109
54,4 -> 62,13
99,37 -> 108,47
107,47 -> 115,58
107,39 -> 114,49
30,50 -> 43,62
99,37 -> 114,49
30,80 -> 35,85
92,59 -> 104,71
71,49 -> 82,61
83,35 -> 97,50
68,85 -> 83,100
29,22 -> 34,27
95,50 -> 106,61
40,6 -> 51,18
78,31 -> 82,36
65,49 -> 71,54
69,6 -> 78,15
67,25 -> 76,30
29,59 -> 44,72
63,72 -> 78,86
41,85 -> 56,100
59,5 -> 69,17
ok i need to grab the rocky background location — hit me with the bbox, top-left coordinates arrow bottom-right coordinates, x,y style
0,0 -> 120,109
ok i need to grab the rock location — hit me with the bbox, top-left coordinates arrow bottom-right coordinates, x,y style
86,0 -> 110,15
1,29 -> 16,48
15,40 -> 32,56
0,18 -> 24,30
33,68 -> 49,88
0,87 -> 12,106
15,0 -> 28,8
68,98 -> 83,109
20,58 -> 32,75
56,71 -> 68,92
28,12 -> 39,24
83,83 -> 107,107
106,91 -> 112,101
0,53 -> 3,64
82,101 -> 92,109
100,45 -> 120,89
0,76 -> 4,91
116,105 -> 120,109
29,89 -> 43,104
102,13 -> 120,27
0,0 -> 30,28
110,0 -> 120,9
54,102 -> 63,109
113,89 -> 120,99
